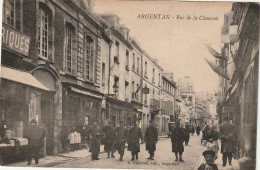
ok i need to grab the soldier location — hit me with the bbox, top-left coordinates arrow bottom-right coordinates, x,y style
145,120 -> 158,160
128,121 -> 143,161
171,121 -> 185,162
219,117 -> 236,167
103,121 -> 116,158
88,122 -> 102,160
24,119 -> 46,165
115,120 -> 128,161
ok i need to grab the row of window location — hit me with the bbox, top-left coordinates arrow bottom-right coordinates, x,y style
3,1 -> 96,82
163,81 -> 175,96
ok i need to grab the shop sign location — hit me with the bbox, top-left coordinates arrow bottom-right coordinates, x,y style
2,24 -> 30,56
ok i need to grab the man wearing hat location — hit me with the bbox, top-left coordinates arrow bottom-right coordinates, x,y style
115,120 -> 128,161
88,121 -> 102,160
128,121 -> 143,161
198,149 -> 218,170
145,120 -> 158,160
171,121 -> 185,162
102,120 -> 116,158
24,119 -> 46,165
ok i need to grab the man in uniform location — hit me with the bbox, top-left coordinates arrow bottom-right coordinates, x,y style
128,121 -> 143,161
24,119 -> 46,165
219,116 -> 236,167
88,122 -> 102,160
145,120 -> 158,160
171,121 -> 185,162
102,120 -> 116,158
115,120 -> 128,161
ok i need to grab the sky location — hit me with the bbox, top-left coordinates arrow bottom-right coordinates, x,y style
93,0 -> 233,93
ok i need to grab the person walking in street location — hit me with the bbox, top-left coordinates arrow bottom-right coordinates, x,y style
219,117 -> 236,167
171,121 -> 185,162
103,121 -> 116,158
60,125 -> 69,153
115,120 -> 128,161
88,122 -> 102,160
145,120 -> 158,160
196,124 -> 201,136
191,125 -> 195,136
184,125 -> 190,146
24,119 -> 46,165
128,121 -> 143,161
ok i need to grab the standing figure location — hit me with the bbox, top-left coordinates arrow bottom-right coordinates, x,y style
196,124 -> 201,136
219,117 -> 235,167
128,121 -> 143,161
103,121 -> 116,158
115,121 -> 128,161
24,119 -> 46,165
171,121 -> 185,162
206,126 -> 219,161
184,125 -> 190,146
60,125 -> 69,153
88,122 -> 102,160
191,125 -> 195,136
68,128 -> 76,152
145,120 -> 158,160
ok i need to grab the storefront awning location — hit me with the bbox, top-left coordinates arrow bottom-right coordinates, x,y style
1,66 -> 50,91
70,87 -> 103,99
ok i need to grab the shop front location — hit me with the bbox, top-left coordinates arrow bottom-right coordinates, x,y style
0,66 -> 54,164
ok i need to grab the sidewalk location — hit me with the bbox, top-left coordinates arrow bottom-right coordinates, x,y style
194,141 -> 239,170
6,136 -> 168,167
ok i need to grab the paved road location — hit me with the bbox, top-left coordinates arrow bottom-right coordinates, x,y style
53,134 -> 204,169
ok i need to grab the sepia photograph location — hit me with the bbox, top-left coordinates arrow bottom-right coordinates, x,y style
0,0 -> 259,170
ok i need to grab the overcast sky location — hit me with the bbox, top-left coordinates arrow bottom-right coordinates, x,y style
93,0 -> 232,93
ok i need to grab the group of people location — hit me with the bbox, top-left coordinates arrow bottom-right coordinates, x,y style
88,120 -> 158,161
198,117 -> 236,170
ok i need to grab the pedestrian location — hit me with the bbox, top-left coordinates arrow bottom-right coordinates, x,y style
128,121 -> 143,161
184,125 -> 190,146
88,122 -> 102,160
196,124 -> 201,136
206,126 -> 219,161
75,129 -> 81,150
115,120 -> 128,161
198,149 -> 218,170
102,121 -> 116,158
191,125 -> 195,136
219,116 -> 236,167
145,120 -> 158,160
68,128 -> 76,152
24,119 -> 46,165
171,121 -> 185,162
60,125 -> 69,153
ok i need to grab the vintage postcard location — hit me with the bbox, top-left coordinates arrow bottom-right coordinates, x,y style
0,0 -> 259,170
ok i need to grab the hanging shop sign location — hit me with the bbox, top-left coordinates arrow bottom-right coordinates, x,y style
2,24 -> 30,56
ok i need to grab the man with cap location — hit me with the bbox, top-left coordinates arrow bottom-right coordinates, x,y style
115,120 -> 128,161
24,119 -> 46,165
88,121 -> 102,160
128,121 -> 143,161
171,121 -> 185,162
102,120 -> 116,158
198,149 -> 218,170
145,120 -> 158,160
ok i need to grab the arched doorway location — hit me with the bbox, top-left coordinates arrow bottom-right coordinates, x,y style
32,67 -> 62,155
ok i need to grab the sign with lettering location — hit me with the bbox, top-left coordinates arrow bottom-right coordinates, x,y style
2,24 -> 30,56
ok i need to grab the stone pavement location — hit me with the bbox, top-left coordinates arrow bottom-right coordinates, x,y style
53,134 -> 204,169
194,140 -> 239,170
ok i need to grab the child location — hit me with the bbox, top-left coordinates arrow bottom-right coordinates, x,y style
198,149 -> 218,170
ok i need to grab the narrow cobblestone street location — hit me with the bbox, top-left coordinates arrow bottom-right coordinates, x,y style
53,135 -> 204,169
